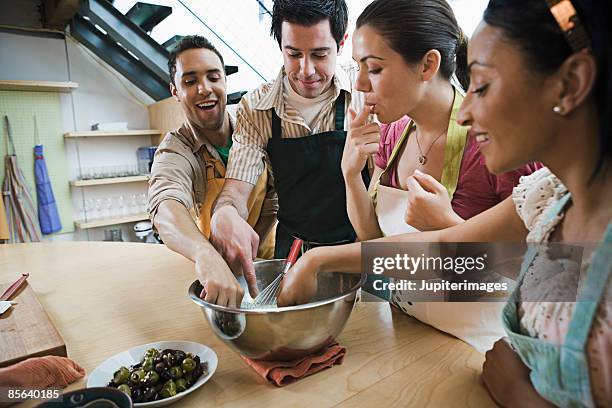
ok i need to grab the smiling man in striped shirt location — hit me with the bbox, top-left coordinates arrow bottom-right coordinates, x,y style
209,0 -> 368,299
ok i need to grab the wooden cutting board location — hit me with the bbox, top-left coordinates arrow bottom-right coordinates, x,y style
0,283 -> 67,367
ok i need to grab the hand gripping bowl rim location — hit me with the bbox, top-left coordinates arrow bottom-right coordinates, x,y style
188,260 -> 367,314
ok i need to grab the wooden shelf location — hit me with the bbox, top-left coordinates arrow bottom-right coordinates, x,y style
70,175 -> 149,187
74,213 -> 149,230
63,130 -> 162,138
0,80 -> 78,93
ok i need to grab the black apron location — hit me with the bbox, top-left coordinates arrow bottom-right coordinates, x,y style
266,92 -> 370,258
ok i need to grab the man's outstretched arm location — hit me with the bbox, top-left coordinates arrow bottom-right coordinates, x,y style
154,199 -> 244,308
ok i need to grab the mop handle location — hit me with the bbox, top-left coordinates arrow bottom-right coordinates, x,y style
4,116 -> 16,156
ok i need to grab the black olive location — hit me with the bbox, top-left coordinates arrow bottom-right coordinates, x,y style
154,362 -> 165,373
132,388 -> 144,403
160,368 -> 171,382
143,387 -> 156,402
162,352 -> 176,366
175,350 -> 186,362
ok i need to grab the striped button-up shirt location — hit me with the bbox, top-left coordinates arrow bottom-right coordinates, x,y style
225,63 -> 365,185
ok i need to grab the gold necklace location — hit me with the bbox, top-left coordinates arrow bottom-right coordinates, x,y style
415,127 -> 447,165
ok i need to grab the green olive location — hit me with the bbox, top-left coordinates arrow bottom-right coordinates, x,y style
175,378 -> 187,393
143,357 -> 154,372
113,366 -> 130,385
160,380 -> 177,398
117,384 -> 131,396
146,370 -> 160,385
169,366 -> 183,380
130,369 -> 146,383
181,357 -> 196,373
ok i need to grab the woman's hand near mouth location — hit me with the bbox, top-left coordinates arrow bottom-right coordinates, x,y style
342,105 -> 380,180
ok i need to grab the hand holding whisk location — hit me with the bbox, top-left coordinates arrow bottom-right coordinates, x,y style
252,239 -> 303,306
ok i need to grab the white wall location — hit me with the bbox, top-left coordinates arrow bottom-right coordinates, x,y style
0,29 -> 155,242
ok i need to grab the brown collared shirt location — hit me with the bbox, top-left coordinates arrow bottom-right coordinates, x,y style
147,106 -> 278,225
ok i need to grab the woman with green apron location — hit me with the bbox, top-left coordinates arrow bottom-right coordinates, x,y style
368,90 -> 510,353
339,0 -> 537,352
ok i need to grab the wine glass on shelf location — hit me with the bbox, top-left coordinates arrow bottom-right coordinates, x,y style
104,197 -> 114,218
117,195 -> 126,217
94,198 -> 103,220
129,194 -> 138,215
84,198 -> 95,221
138,193 -> 147,214
75,199 -> 85,221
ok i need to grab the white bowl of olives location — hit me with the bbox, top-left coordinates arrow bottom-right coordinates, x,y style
87,340 -> 217,407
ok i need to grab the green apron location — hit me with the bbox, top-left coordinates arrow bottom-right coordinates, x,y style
503,193 -> 611,407
366,88 -> 468,300
371,87 -> 468,209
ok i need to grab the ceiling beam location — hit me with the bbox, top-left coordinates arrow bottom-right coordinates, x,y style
43,0 -> 82,30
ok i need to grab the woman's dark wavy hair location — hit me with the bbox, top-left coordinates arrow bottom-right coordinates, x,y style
270,0 -> 348,50
356,0 -> 470,91
484,0 -> 612,177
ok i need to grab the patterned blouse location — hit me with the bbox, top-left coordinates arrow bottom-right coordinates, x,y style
512,167 -> 611,407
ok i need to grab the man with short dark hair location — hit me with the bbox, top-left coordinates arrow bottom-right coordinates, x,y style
148,35 -> 277,308
210,0 -> 368,298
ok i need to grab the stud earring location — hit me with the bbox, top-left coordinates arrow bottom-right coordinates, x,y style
553,105 -> 565,115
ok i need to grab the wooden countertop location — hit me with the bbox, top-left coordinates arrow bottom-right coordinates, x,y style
0,243 -> 494,407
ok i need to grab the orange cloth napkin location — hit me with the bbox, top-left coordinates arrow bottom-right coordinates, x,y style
241,342 -> 346,387
0,356 -> 85,387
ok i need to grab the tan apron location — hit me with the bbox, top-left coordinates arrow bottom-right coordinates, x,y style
197,147 -> 275,259
372,89 -> 505,353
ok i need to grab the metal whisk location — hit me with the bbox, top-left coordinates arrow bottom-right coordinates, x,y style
252,238 -> 303,306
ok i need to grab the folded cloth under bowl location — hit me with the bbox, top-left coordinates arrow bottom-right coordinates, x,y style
0,356 -> 85,387
241,342 -> 346,387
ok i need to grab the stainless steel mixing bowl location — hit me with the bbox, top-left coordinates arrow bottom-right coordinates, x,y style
188,259 -> 365,361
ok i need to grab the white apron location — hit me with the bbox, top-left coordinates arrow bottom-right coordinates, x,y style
372,89 -> 505,353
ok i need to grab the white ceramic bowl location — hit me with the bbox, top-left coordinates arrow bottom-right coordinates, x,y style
87,340 -> 218,407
